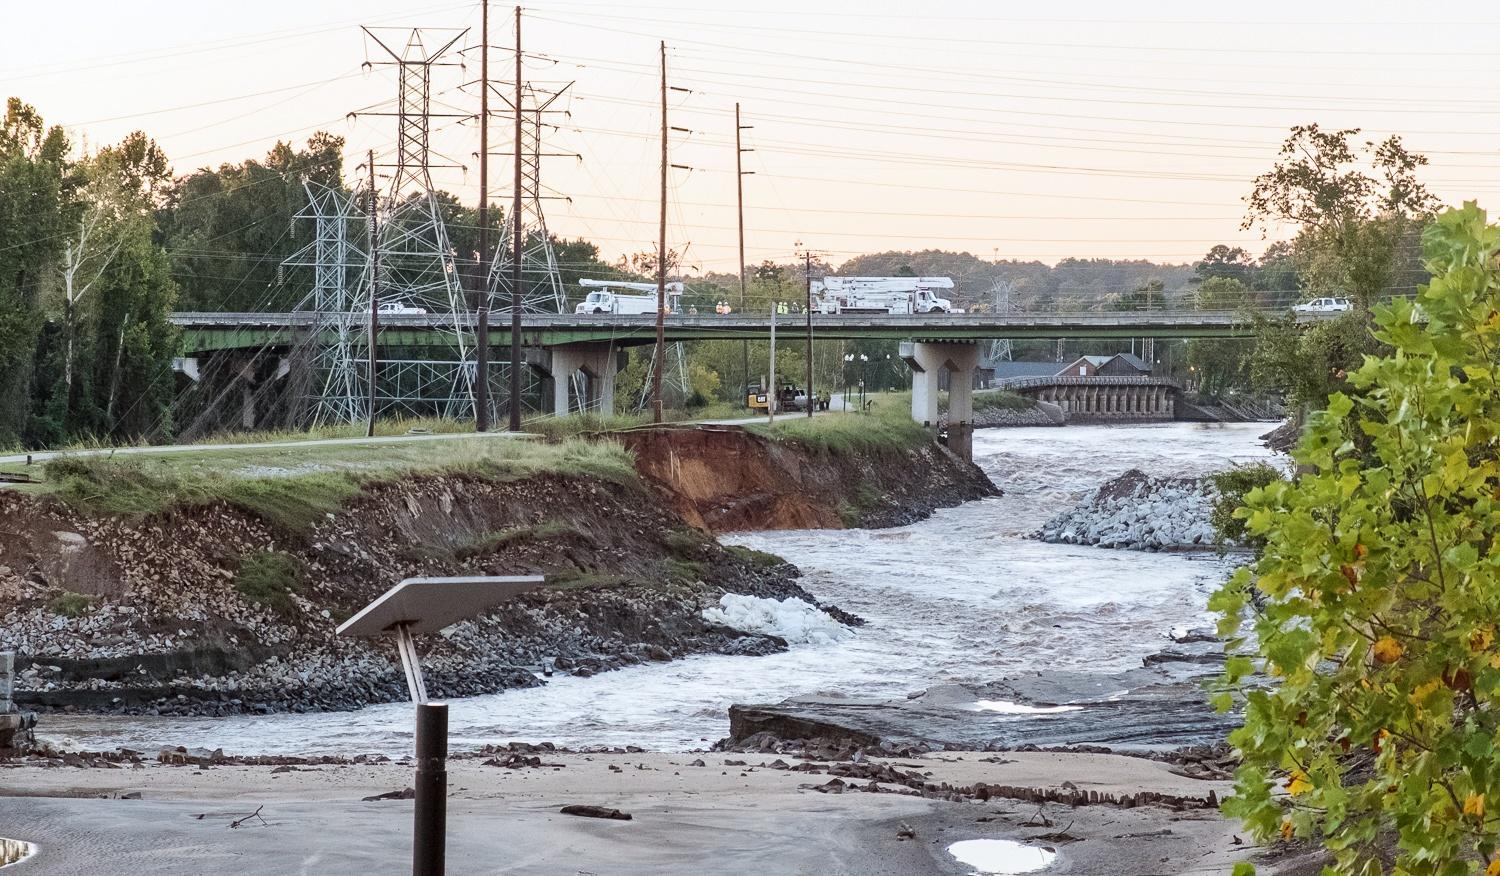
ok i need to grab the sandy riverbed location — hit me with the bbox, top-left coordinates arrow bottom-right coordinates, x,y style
0,750 -> 1254,875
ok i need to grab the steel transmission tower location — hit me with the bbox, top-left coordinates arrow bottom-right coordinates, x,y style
490,82 -> 575,314
984,279 -> 1016,364
285,182 -> 368,426
360,27 -> 475,419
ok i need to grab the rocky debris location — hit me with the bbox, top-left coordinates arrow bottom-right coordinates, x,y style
783,755 -> 1219,810
1,741 -> 404,769
483,751 -> 566,769
1031,469 -> 1224,550
970,404 -> 1064,429
158,746 -> 226,767
896,822 -> 917,840
2,472 -> 861,718
723,644 -> 1238,755
1260,419 -> 1300,453
560,805 -> 632,821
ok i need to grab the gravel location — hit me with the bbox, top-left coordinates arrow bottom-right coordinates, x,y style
1030,469 -> 1225,551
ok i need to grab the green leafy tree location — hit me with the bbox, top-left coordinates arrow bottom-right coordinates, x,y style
1109,279 -> 1164,311
162,133 -> 345,312
1253,240 -> 1301,302
0,98 -> 71,447
1212,203 -> 1500,874
1249,310 -> 1379,411
1245,124 -> 1436,309
1187,277 -> 1254,396
1197,245 -> 1255,284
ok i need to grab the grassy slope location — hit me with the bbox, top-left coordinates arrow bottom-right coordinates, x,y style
29,436 -> 636,531
745,400 -> 931,455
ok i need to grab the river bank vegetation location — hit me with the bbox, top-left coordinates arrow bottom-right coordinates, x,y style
1212,204 -> 1500,874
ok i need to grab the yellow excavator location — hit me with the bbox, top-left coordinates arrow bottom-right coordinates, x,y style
746,384 -> 770,412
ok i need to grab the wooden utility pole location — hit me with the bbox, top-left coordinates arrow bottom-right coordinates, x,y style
735,103 -> 752,405
366,149 -> 380,438
508,5 -> 523,432
651,40 -> 667,423
474,0 -> 491,432
804,248 -> 814,418
767,303 -> 776,425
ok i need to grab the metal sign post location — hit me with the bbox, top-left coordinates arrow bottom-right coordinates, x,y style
338,576 -> 548,876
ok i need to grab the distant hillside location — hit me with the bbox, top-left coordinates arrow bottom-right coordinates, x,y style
833,250 -> 1196,311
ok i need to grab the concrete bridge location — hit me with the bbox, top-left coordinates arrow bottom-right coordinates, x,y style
169,309 -> 1303,460
169,309 -> 1284,354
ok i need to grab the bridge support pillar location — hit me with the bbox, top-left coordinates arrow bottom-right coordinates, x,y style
531,343 -> 621,417
900,340 -> 980,461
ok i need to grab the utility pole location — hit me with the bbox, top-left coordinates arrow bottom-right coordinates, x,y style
474,0 -> 491,432
366,149 -> 380,438
767,302 -> 776,425
803,247 -> 814,419
508,5 -> 523,432
735,103 -> 753,405
651,40 -> 667,424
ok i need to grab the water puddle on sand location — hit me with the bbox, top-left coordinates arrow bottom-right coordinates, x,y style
0,838 -> 37,868
948,839 -> 1055,874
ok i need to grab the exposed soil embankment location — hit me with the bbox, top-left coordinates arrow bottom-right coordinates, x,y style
620,425 -> 999,532
2,426 -> 991,718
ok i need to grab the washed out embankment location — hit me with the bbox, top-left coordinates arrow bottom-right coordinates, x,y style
1,425 -> 995,719
619,424 -> 999,532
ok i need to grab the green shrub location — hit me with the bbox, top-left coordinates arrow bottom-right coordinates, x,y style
1208,463 -> 1283,547
663,528 -> 707,557
49,591 -> 94,618
234,551 -> 303,614
725,545 -> 785,568
452,520 -> 579,560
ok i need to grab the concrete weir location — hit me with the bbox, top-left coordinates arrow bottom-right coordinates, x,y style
901,340 -> 980,460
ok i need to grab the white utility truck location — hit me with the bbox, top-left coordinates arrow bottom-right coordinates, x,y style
575,279 -> 684,315
810,276 -> 959,314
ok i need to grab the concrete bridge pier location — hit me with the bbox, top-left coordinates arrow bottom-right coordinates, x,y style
529,343 -> 621,416
900,340 -> 980,461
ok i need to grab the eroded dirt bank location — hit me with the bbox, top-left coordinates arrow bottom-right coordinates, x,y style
620,425 -> 999,532
1,427 -> 995,719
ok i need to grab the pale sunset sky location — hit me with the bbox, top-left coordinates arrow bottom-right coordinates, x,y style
6,0 -> 1500,272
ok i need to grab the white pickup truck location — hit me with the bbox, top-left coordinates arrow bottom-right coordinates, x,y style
1292,296 -> 1351,314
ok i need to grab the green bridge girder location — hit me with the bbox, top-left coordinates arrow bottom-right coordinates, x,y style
171,310 -> 1310,356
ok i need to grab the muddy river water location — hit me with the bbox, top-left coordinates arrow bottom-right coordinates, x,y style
43,422 -> 1277,756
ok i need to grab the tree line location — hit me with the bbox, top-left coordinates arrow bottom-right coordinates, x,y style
0,94 -> 1437,445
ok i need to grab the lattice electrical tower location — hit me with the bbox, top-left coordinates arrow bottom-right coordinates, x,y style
491,81 -> 576,314
360,26 -> 475,418
984,279 -> 1016,365
285,182 -> 368,426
